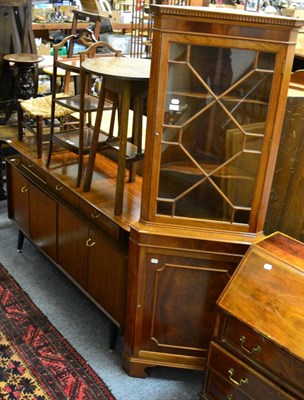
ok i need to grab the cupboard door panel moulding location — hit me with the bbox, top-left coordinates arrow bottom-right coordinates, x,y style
123,5 -> 304,378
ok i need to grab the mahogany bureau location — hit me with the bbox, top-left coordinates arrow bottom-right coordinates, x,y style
202,232 -> 304,400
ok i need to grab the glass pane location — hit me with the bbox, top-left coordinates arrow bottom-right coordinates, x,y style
157,42 -> 276,224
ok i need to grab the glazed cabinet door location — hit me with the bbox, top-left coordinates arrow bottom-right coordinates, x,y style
87,229 -> 128,327
142,23 -> 292,234
57,203 -> 89,289
6,161 -> 30,237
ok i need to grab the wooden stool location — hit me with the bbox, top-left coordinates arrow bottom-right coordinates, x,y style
4,53 -> 44,100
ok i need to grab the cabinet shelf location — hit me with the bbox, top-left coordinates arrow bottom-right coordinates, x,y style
166,91 -> 269,105
160,160 -> 255,180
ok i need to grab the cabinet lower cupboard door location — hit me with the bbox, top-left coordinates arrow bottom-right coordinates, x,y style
139,252 -> 237,355
123,245 -> 241,376
57,204 -> 89,288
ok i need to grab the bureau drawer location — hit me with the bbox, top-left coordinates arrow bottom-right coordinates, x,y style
205,342 -> 297,400
204,368 -> 251,400
217,315 -> 304,398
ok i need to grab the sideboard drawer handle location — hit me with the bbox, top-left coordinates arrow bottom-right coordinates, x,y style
91,210 -> 101,219
21,186 -> 28,193
55,184 -> 64,191
86,238 -> 96,247
228,368 -> 249,386
227,395 -> 234,400
240,336 -> 261,355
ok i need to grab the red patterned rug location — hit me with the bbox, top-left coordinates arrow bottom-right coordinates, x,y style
0,263 -> 116,400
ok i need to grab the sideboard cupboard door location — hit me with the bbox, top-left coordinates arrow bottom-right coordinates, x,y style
57,203 -> 89,289
28,183 -> 57,261
6,161 -> 57,260
6,161 -> 30,237
87,229 -> 128,328
57,203 -> 128,327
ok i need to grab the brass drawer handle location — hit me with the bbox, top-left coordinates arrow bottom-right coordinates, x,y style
21,186 -> 28,193
227,395 -> 234,400
86,238 -> 96,247
228,368 -> 249,386
91,210 -> 101,219
55,183 -> 64,191
240,336 -> 261,355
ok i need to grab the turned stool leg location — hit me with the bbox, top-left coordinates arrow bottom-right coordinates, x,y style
36,115 -> 43,159
17,100 -> 25,141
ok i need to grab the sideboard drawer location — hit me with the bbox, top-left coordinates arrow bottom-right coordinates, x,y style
78,197 -> 121,242
20,154 -> 46,183
207,342 -> 297,400
217,315 -> 304,397
45,173 -> 79,209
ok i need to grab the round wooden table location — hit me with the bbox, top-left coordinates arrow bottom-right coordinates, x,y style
81,56 -> 151,215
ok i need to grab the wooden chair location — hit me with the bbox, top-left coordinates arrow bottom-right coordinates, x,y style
42,9 -> 105,93
289,69 -> 304,91
46,37 -> 122,187
17,29 -> 98,159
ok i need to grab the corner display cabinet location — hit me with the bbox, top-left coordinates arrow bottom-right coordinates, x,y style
122,5 -> 304,378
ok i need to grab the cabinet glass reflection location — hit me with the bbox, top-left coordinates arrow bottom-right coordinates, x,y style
157,43 -> 276,224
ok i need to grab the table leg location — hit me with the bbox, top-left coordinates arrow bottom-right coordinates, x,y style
128,94 -> 143,183
83,79 -> 107,193
114,80 -> 131,215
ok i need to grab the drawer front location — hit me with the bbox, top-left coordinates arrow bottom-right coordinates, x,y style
78,198 -> 121,242
206,342 -> 297,400
204,368 -> 251,400
217,315 -> 304,398
45,173 -> 78,208
20,154 -> 47,183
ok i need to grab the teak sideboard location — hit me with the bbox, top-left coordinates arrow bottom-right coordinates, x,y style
5,5 -> 304,381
